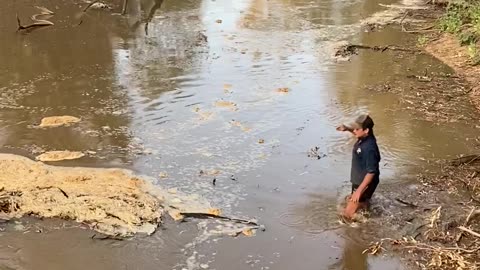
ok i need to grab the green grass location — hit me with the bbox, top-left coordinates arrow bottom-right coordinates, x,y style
417,35 -> 429,46
439,0 -> 480,65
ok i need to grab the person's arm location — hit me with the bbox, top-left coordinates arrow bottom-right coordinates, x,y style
336,124 -> 354,134
350,173 -> 374,203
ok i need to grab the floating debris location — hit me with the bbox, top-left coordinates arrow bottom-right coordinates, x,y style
199,169 -> 221,176
36,151 -> 85,162
276,87 -> 290,93
230,120 -> 251,132
215,100 -> 238,111
159,172 -> 169,179
307,147 -> 326,160
38,115 -> 81,128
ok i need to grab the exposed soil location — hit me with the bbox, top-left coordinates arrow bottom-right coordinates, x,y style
426,34 -> 480,111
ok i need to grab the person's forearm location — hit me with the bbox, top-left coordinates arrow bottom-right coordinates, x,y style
356,173 -> 375,195
345,126 -> 354,134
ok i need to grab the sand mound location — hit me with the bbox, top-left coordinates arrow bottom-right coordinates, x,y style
0,154 -> 162,236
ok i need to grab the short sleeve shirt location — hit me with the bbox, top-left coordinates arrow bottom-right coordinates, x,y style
351,135 -> 381,185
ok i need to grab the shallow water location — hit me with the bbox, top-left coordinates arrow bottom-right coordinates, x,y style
1,0 -> 479,269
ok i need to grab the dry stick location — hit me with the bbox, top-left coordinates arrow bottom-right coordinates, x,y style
395,198 -> 418,208
77,0 -> 101,26
83,0 -> 101,12
16,13 -> 53,32
458,226 -> 480,238
122,0 -> 128,15
347,44 -> 419,53
144,0 -> 165,35
456,208 -> 477,242
400,11 -> 409,32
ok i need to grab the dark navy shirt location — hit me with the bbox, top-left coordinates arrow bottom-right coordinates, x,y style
351,135 -> 381,185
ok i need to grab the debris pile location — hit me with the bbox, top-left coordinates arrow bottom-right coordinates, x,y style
366,155 -> 480,269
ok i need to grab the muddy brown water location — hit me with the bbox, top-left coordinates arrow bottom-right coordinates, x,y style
1,0 -> 479,269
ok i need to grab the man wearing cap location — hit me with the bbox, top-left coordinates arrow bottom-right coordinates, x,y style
336,114 -> 381,219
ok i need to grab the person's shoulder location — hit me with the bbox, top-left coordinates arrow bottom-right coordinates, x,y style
364,136 -> 379,149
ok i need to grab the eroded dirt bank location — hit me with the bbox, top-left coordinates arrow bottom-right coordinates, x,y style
0,154 -> 162,236
0,153 -> 227,237
426,34 -> 480,111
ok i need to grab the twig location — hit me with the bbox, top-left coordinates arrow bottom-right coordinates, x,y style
395,198 -> 418,208
347,44 -> 419,52
456,208 -> 476,242
83,0 -> 101,12
465,209 -> 480,225
400,11 -> 409,32
57,187 -> 69,198
180,212 -> 258,226
16,13 -> 53,32
458,226 -> 480,238
122,0 -> 129,15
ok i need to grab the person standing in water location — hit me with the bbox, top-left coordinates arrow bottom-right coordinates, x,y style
336,114 -> 381,219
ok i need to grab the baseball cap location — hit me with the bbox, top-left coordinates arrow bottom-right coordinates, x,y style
350,114 -> 374,130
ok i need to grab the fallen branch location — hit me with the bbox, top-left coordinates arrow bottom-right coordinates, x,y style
402,25 -> 436,33
395,198 -> 418,208
83,0 -> 101,12
122,0 -> 128,15
180,212 -> 258,226
144,0 -> 165,35
456,208 -> 480,242
16,13 -> 54,32
458,226 -> 480,238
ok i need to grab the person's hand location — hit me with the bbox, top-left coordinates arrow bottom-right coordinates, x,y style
336,124 -> 347,131
350,191 -> 361,203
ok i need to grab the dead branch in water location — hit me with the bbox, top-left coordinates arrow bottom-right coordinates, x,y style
83,0 -> 101,12
122,0 -> 128,15
349,44 -> 419,52
180,212 -> 259,226
144,0 -> 165,35
16,13 -> 54,32
335,43 -> 419,58
395,198 -> 418,208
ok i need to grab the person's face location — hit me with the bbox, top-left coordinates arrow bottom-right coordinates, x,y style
353,127 -> 369,138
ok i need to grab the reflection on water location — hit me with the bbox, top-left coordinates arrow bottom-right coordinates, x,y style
1,0 -> 479,269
